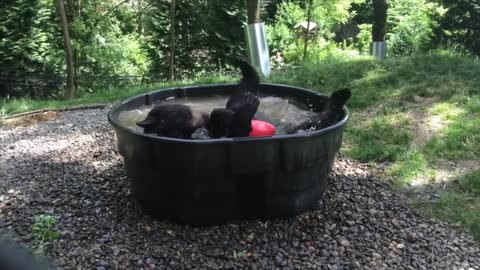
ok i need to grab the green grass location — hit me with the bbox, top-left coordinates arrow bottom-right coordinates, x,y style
424,111 -> 480,161
415,194 -> 480,240
414,170 -> 480,240
387,150 -> 428,182
267,50 -> 480,239
2,49 -> 480,240
346,112 -> 413,162
0,75 -> 236,117
459,170 -> 480,195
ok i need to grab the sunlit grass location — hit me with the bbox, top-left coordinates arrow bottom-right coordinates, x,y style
425,113 -> 480,161
428,102 -> 465,120
387,150 -> 428,183
345,112 -> 413,162
414,170 -> 480,240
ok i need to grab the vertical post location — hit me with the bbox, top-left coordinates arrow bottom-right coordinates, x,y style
371,0 -> 388,60
244,0 -> 271,77
169,0 -> 176,81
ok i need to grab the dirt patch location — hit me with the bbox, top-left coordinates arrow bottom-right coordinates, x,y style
410,96 -> 442,148
0,104 -> 108,128
0,111 -> 58,127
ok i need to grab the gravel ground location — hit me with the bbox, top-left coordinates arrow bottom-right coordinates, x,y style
0,108 -> 479,270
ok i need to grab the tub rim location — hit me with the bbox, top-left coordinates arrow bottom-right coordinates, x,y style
107,83 -> 349,144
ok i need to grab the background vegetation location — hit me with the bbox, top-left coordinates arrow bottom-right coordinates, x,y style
1,0 -> 479,99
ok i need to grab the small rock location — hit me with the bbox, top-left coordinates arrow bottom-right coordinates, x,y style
372,252 -> 382,259
407,232 -> 418,242
275,255 -> 283,265
392,219 -> 400,226
247,233 -> 255,242
339,239 -> 350,247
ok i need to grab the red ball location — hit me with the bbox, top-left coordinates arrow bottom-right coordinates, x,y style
249,120 -> 276,137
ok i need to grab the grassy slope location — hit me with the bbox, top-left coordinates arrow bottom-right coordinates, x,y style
268,50 -> 480,239
1,50 -> 479,239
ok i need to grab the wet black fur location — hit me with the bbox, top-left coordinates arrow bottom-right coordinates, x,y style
137,58 -> 260,139
286,88 -> 352,134
208,92 -> 260,138
136,104 -> 208,139
226,57 -> 260,113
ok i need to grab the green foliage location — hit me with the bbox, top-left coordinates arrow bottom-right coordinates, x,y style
31,214 -> 59,254
0,0 -> 65,97
266,0 -> 363,65
3,0 -> 480,101
386,0 -> 445,56
275,1 -> 305,28
266,1 -> 304,54
355,24 -> 372,54
0,0 -> 64,73
436,0 -> 480,55
0,0 -> 151,98
310,0 -> 365,37
70,0 -> 150,77
144,0 -> 246,77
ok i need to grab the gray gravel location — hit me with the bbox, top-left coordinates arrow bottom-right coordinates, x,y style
0,108 -> 479,270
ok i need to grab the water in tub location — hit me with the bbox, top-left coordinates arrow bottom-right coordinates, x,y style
117,95 -> 320,136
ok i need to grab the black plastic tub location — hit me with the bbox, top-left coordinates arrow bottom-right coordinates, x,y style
107,83 -> 349,226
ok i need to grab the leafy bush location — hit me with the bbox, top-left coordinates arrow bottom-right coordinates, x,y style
386,0 -> 445,56
144,0 -> 246,77
32,214 -> 59,255
355,23 -> 372,54
436,0 -> 480,55
70,2 -> 151,77
266,1 -> 304,54
0,0 -> 65,98
266,0 -> 364,65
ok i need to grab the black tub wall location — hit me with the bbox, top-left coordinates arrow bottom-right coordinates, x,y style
109,84 -> 348,226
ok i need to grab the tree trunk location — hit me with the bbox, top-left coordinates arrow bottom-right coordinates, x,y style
137,0 -> 144,34
246,0 -> 260,24
303,0 -> 313,62
169,0 -> 176,81
372,0 -> 388,41
57,0 -> 75,100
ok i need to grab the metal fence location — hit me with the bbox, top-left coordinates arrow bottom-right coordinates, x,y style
0,66 -> 298,99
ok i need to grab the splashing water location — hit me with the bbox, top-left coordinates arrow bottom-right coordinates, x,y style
117,95 -> 320,136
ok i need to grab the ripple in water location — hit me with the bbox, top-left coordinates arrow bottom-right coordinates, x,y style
117,95 -> 319,136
